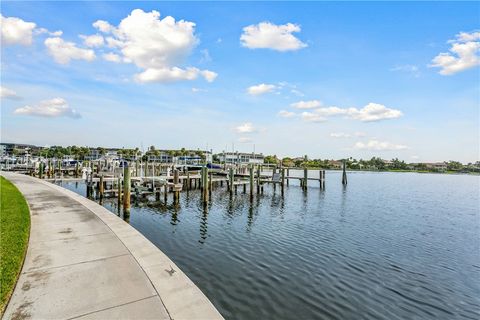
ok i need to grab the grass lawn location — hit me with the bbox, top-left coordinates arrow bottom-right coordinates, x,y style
0,176 -> 30,314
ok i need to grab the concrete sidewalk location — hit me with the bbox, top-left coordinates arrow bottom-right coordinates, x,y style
2,172 -> 223,320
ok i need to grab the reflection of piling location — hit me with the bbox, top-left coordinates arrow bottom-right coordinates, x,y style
123,165 -> 131,213
342,161 -> 347,185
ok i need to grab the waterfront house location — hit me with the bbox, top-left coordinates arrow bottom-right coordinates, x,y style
217,152 -> 264,165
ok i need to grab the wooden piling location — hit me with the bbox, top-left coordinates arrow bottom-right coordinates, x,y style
229,167 -> 234,194
249,166 -> 254,197
39,162 -> 44,179
117,177 -> 122,203
342,161 -> 347,185
303,168 -> 308,190
99,175 -> 104,199
256,166 -> 261,193
286,168 -> 290,186
173,169 -> 180,202
209,171 -> 213,193
281,168 -> 285,193
123,165 -> 131,213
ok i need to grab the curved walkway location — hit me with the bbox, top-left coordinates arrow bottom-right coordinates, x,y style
1,172 -> 223,320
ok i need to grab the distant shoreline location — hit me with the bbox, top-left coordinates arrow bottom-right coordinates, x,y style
291,168 -> 480,176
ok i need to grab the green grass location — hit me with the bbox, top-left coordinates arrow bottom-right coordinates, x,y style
0,176 -> 30,314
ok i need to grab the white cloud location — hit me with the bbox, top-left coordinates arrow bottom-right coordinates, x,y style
247,83 -> 276,95
238,137 -> 253,143
235,122 -> 256,134
288,101 -> 402,123
0,86 -> 20,99
330,132 -> 367,138
430,30 -> 480,75
93,9 -> 216,83
135,67 -> 217,83
240,22 -> 307,51
301,112 -> 326,123
200,49 -> 211,63
354,140 -> 407,151
347,103 -> 403,122
330,132 -> 351,138
102,52 -> 122,63
80,34 -> 104,47
44,37 -> 96,64
93,20 -> 114,33
278,110 -> 296,118
390,64 -> 420,77
1,14 -> 36,46
201,70 -> 218,82
311,103 -> 401,122
290,89 -> 304,97
35,28 -> 63,37
290,100 -> 322,109
315,106 -> 348,117
14,98 -> 80,118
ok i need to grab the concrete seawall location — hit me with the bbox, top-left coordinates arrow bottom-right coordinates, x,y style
1,172 -> 223,320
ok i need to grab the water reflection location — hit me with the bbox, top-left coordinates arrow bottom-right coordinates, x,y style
54,173 -> 480,320
199,205 -> 208,244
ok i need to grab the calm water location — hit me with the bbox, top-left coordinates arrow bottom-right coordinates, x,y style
56,171 -> 480,320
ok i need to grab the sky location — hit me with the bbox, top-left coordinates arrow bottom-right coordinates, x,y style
1,1 -> 479,163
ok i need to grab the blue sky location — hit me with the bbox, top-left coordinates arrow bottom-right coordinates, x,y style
1,1 -> 479,162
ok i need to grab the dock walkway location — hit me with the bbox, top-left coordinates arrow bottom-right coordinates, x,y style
1,172 -> 223,320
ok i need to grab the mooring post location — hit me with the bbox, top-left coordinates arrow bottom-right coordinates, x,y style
281,168 -> 285,194
99,175 -> 104,199
123,164 -> 131,213
187,171 -> 191,191
342,160 -> 347,185
256,166 -> 260,194
117,176 -> 122,203
229,167 -> 234,194
249,165 -> 254,197
286,168 -> 290,186
273,167 -> 277,191
201,167 -> 208,202
39,162 -> 44,179
209,171 -> 213,194
304,167 -> 308,190
173,169 -> 180,202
